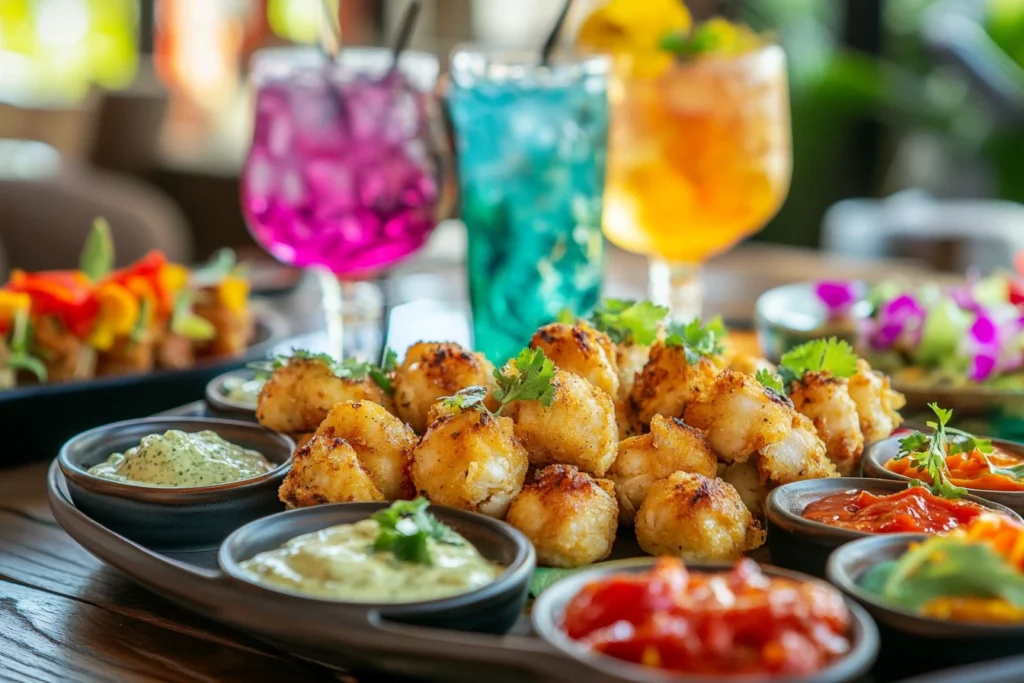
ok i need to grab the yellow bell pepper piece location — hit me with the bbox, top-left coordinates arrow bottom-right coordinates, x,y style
0,290 -> 31,322
88,282 -> 139,351
217,276 -> 250,314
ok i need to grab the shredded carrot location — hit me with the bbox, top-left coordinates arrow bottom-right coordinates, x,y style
886,448 -> 1024,492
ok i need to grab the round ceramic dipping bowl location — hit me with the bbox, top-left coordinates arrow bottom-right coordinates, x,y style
863,436 -> 1024,517
828,534 -> 1024,677
58,416 -> 293,550
205,369 -> 261,420
766,477 -> 1021,578
533,559 -> 880,683
218,502 -> 535,635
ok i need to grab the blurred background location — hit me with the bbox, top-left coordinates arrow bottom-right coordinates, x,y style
0,0 -> 1023,277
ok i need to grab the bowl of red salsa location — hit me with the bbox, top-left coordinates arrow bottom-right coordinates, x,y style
766,477 -> 1020,578
864,435 -> 1024,517
532,557 -> 879,683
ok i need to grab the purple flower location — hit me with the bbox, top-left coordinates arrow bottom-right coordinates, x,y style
815,281 -> 863,318
870,294 -> 926,350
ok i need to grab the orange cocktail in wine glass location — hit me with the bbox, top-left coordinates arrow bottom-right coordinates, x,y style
580,4 -> 792,320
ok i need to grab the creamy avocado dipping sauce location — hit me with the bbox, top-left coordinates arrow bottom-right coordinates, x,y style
87,430 -> 273,487
240,515 -> 503,602
221,376 -> 264,407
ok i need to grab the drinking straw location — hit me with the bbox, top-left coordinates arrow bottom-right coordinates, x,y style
390,0 -> 423,70
541,0 -> 574,66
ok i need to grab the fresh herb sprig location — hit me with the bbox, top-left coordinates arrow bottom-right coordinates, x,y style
588,299 -> 668,345
776,337 -> 859,387
755,368 -> 785,395
440,347 -> 556,416
6,307 -> 46,381
248,348 -> 398,394
371,498 -> 462,565
663,317 -> 726,365
893,403 -> 985,499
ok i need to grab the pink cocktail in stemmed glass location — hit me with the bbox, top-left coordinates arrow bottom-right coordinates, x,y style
241,47 -> 445,354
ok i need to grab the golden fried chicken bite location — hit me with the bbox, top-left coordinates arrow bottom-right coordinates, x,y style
757,412 -> 839,486
614,340 -> 651,400
530,322 -> 619,397
315,401 -> 416,500
506,464 -> 618,568
718,460 -> 769,518
629,342 -> 719,431
848,358 -> 905,444
393,342 -> 498,433
608,415 -> 717,525
634,471 -> 765,561
683,370 -> 793,463
411,408 -> 528,518
790,372 -> 864,476
256,357 -> 390,434
506,369 -> 618,477
278,435 -> 385,508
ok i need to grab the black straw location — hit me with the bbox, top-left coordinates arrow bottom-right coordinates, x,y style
390,0 -> 422,68
540,0 -> 573,66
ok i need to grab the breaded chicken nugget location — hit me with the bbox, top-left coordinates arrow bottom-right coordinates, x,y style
315,401 -> 416,500
278,435 -> 384,508
790,371 -> 864,476
718,459 -> 769,518
256,358 -> 390,434
393,342 -> 497,433
411,408 -> 528,518
530,322 -> 619,397
629,342 -> 720,431
506,464 -> 618,568
608,415 -> 717,525
848,358 -> 905,444
634,471 -> 765,561
506,369 -> 618,477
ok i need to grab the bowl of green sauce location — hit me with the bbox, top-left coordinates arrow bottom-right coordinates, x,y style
58,416 -> 294,550
219,499 -> 535,635
205,369 -> 264,420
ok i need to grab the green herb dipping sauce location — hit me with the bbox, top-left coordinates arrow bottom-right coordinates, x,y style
239,519 -> 503,602
221,376 -> 265,408
87,430 -> 273,487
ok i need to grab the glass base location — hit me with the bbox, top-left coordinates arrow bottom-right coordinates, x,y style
648,259 -> 703,322
315,269 -> 385,361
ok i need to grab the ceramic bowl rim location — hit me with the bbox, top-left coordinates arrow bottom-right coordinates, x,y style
827,532 -> 1024,636
217,501 -> 536,613
205,368 -> 260,413
532,558 -> 880,683
864,436 -> 1024,501
766,477 -> 1023,543
58,416 -> 294,500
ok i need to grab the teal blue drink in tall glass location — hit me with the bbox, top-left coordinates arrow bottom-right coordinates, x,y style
448,49 -> 609,364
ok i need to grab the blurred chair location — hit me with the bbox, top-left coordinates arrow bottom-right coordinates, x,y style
0,140 -> 191,278
822,190 -> 1024,273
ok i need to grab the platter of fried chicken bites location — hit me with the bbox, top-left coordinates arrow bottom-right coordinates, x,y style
253,299 -> 906,569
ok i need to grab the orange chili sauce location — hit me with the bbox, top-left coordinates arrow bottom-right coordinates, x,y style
885,446 -> 1024,492
801,487 -> 989,534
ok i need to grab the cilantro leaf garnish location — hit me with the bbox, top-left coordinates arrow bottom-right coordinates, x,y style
755,368 -> 785,395
440,386 -> 490,412
663,317 -> 726,365
371,498 -> 462,565
588,299 -> 668,345
778,337 -> 859,385
368,347 -> 398,393
493,347 -> 556,409
248,348 -> 396,394
893,403 -> 968,499
859,536 -> 1024,611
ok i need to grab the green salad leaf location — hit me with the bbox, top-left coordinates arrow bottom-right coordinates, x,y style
859,537 -> 1024,611
371,498 -> 462,565
778,337 -> 859,385
664,317 -> 726,365
588,299 -> 668,346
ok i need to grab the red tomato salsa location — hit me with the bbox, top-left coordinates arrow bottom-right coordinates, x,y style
801,486 -> 988,534
562,558 -> 851,676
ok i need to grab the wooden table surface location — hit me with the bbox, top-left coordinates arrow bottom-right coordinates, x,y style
0,244 -> 941,682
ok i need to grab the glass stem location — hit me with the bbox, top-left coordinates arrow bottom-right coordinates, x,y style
316,268 -> 345,359
648,258 -> 703,322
